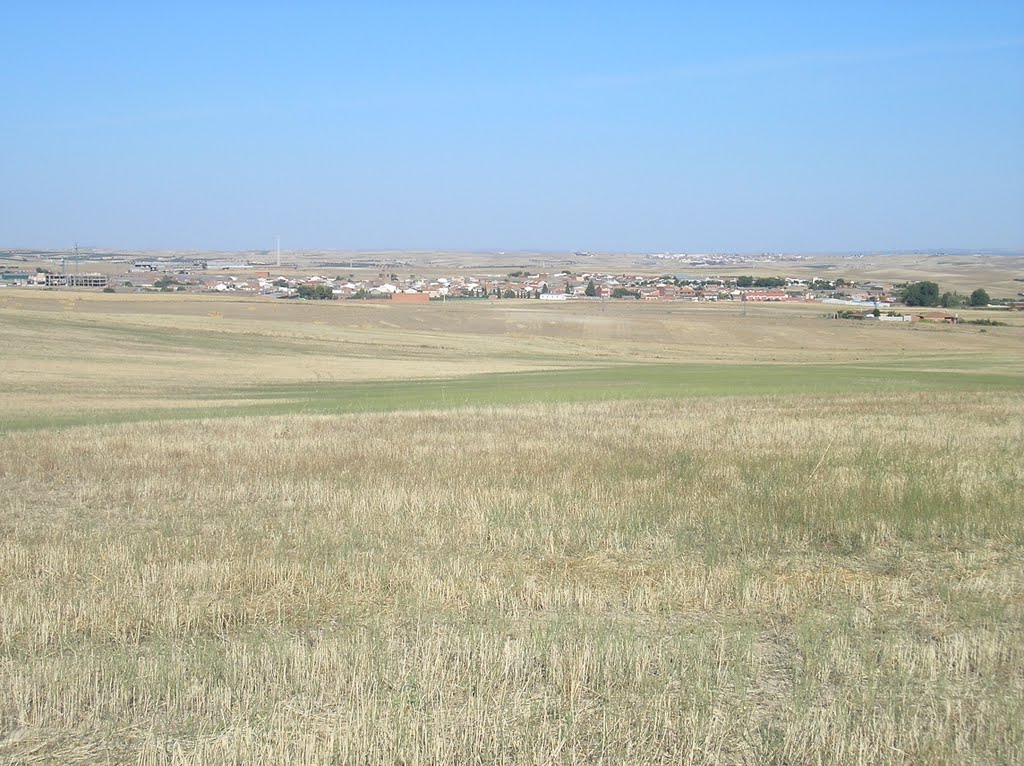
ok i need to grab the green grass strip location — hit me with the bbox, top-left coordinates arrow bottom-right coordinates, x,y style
2,362 -> 1021,434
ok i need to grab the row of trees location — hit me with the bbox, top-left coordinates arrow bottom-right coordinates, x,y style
942,289 -> 989,308
901,281 -> 989,308
734,275 -> 787,288
296,284 -> 334,300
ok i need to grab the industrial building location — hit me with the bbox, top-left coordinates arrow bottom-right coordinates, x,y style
44,273 -> 110,288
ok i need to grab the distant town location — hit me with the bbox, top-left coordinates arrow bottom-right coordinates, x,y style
1,251 -> 1020,319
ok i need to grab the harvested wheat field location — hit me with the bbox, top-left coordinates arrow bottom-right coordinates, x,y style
1,295 -> 1023,764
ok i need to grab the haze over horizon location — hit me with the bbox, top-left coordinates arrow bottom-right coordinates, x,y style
3,2 -> 1023,254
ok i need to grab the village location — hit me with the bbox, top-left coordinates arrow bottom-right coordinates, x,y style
4,259 -> 1020,323
0,261 -> 907,302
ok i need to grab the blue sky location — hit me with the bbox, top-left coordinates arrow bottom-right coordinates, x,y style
2,1 -> 1022,252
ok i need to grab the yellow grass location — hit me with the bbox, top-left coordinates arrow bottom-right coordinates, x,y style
2,394 -> 1023,764
2,290 -> 1022,419
1,283 -> 1023,763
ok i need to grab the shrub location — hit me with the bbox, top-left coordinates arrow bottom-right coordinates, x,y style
963,318 -> 1007,326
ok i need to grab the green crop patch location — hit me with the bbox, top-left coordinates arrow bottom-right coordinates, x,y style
3,361 -> 1021,433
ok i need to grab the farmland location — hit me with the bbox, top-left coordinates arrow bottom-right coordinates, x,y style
1,287 -> 1023,764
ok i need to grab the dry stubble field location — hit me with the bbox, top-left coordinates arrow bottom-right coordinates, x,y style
1,290 -> 1023,764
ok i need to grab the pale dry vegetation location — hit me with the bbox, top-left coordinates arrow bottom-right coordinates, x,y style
2,392 -> 1022,764
3,291 -> 1023,427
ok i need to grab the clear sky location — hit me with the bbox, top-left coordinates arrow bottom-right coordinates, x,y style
3,1 -> 1023,252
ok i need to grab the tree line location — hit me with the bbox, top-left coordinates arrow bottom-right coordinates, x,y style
901,281 -> 989,308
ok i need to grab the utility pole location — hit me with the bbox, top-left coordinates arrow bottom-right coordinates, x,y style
276,236 -> 281,269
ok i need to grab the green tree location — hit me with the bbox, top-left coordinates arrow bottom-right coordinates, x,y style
941,292 -> 965,308
969,288 -> 990,307
585,279 -> 597,297
297,284 -> 333,300
902,281 -> 940,307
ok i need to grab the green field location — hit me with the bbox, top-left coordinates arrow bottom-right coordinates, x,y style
1,291 -> 1023,764
3,360 -> 1023,433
